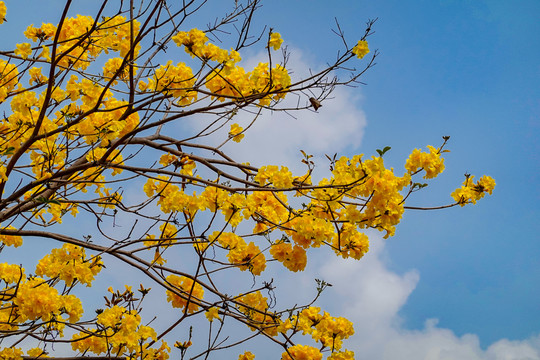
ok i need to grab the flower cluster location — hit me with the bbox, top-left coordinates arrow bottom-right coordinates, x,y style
35,243 -> 103,286
166,275 -> 204,314
283,307 -> 355,352
139,60 -> 197,105
0,226 -> 23,247
236,291 -> 280,336
172,28 -> 292,105
0,263 -> 24,284
0,59 -> 19,102
0,347 -> 23,360
0,2 -> 6,24
205,62 -> 290,105
281,344 -> 322,360
12,277 -> 83,323
23,15 -> 141,69
144,175 -> 203,215
269,241 -> 307,272
451,175 -> 496,206
405,145 -> 445,179
71,305 -> 168,359
238,351 -> 256,360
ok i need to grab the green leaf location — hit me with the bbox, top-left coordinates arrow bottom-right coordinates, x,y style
1,147 -> 15,155
376,146 -> 391,157
412,182 -> 428,190
34,196 -> 61,205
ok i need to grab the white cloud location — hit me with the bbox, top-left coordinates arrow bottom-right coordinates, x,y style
317,235 -> 540,360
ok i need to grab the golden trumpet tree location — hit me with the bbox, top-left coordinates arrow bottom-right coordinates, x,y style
0,1 -> 494,359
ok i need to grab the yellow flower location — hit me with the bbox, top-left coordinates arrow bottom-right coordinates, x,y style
281,344 -> 322,360
405,145 -> 445,179
29,67 -> 47,85
15,43 -> 32,59
0,263 -> 25,283
229,123 -> 245,143
180,156 -> 196,176
174,340 -> 192,349
352,40 -> 369,59
328,350 -> 355,360
0,226 -> 23,247
166,275 -> 204,313
159,153 -> 178,167
238,351 -> 255,360
268,32 -> 283,50
35,243 -> 103,286
227,241 -> 266,275
451,175 -> 495,206
0,347 -> 23,360
40,45 -> 51,61
27,348 -> 47,358
0,2 -> 6,24
205,307 -> 220,322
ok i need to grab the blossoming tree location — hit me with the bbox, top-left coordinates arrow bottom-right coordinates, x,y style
0,1 -> 495,359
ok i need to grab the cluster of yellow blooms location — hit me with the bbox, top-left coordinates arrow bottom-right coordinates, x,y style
233,295 -> 356,359
141,142 -> 495,288
138,60 -> 197,105
71,303 -> 170,359
35,243 -> 103,286
405,145 -> 445,179
0,226 -> 23,247
166,275 -> 205,314
451,175 -> 496,206
0,243 -> 103,337
170,28 -> 291,105
280,307 -> 354,356
22,14 -> 141,68
2,276 -> 83,326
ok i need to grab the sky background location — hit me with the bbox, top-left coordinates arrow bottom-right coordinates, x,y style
1,0 -> 539,359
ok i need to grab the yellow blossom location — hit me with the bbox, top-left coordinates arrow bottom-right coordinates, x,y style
451,175 -> 495,206
14,43 -> 32,59
40,45 -> 51,61
159,153 -> 178,167
0,2 -> 6,24
0,347 -> 24,360
205,307 -> 220,322
0,226 -> 23,247
166,275 -> 204,313
0,263 -> 25,283
27,348 -> 48,358
29,67 -> 47,85
281,344 -> 322,360
405,145 -> 445,179
238,351 -> 255,360
268,32 -> 283,50
352,40 -> 369,59
328,350 -> 355,360
229,123 -> 245,143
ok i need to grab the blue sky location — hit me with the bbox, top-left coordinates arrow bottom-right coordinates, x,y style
2,0 -> 539,358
